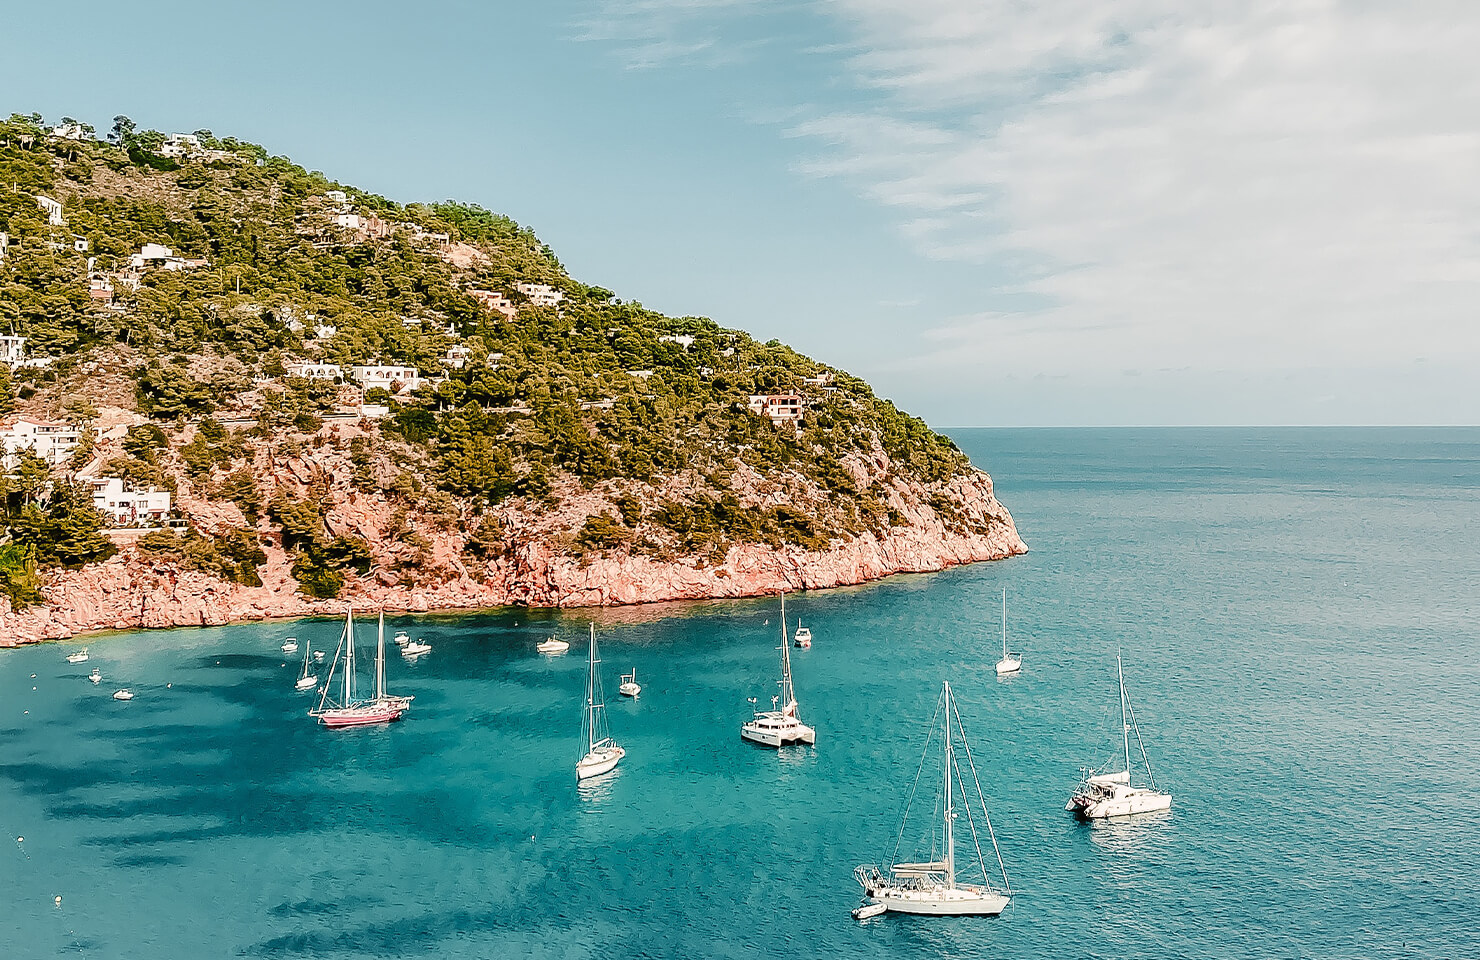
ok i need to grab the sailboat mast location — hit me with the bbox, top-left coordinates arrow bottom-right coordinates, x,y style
943,681 -> 956,889
344,606 -> 355,705
1118,649 -> 1131,778
375,610 -> 386,701
778,594 -> 796,709
586,623 -> 597,753
1001,589 -> 1008,658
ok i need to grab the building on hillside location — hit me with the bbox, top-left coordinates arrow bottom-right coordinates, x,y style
659,334 -> 696,350
1,416 -> 81,469
0,231 -> 9,260
468,289 -> 517,319
444,345 -> 472,370
158,133 -> 201,158
127,243 -> 207,273
513,282 -> 564,307
801,372 -> 835,388
284,361 -> 343,381
747,394 -> 804,426
331,212 -> 392,241
312,323 -> 337,340
335,384 -> 365,408
88,276 -> 114,303
1,336 -> 25,367
324,190 -> 349,208
627,369 -> 655,379
88,477 -> 172,527
35,195 -> 65,226
48,122 -> 89,141
349,363 -> 421,394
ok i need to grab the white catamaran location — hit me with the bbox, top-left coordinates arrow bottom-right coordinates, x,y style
854,681 -> 1012,917
741,594 -> 816,747
1065,650 -> 1171,818
309,608 -> 413,728
576,624 -> 625,780
995,588 -> 1021,676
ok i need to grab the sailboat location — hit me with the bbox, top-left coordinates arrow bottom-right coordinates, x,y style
854,681 -> 1012,917
994,589 -> 1021,676
576,624 -> 625,780
309,608 -> 413,728
741,594 -> 816,747
294,636 -> 318,691
618,669 -> 640,698
1065,650 -> 1171,818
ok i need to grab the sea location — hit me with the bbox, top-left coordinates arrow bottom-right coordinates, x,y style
3,427 -> 1478,959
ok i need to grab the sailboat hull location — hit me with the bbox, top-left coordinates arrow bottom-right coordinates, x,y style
865,884 -> 1010,916
740,716 -> 816,747
576,745 -> 625,779
295,676 -> 318,691
317,703 -> 405,727
1068,788 -> 1172,818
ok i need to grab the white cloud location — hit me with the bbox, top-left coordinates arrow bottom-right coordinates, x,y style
801,0 -> 1480,376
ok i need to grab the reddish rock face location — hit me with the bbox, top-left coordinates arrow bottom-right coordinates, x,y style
0,432 -> 1026,644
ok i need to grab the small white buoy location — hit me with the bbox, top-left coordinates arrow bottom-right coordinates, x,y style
32,686 -> 37,691
15,836 -> 22,842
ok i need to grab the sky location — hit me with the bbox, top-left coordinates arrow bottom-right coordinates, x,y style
5,0 -> 1479,426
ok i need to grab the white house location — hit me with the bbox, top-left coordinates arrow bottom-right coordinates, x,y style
514,281 -> 564,307
128,243 -> 206,273
88,477 -> 172,527
349,363 -> 421,394
311,323 -> 338,340
284,361 -> 343,381
747,394 -> 804,425
0,335 -> 25,367
444,345 -> 472,370
158,133 -> 201,158
35,195 -> 65,226
324,190 -> 349,208
469,289 -> 517,319
659,334 -> 696,350
1,416 -> 81,469
48,122 -> 88,141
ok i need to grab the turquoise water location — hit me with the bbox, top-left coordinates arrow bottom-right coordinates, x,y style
4,428 -> 1479,958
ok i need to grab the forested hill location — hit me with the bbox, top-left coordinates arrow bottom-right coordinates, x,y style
0,111 -> 1004,610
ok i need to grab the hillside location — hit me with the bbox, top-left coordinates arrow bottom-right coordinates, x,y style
0,111 -> 1025,641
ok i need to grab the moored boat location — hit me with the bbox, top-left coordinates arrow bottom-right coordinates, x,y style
537,637 -> 570,654
793,622 -> 812,648
112,689 -> 134,701
618,669 -> 640,698
576,624 -> 625,780
741,594 -> 816,747
310,608 -> 413,728
995,589 -> 1021,676
67,648 -> 89,664
281,638 -> 298,654
1065,650 -> 1171,818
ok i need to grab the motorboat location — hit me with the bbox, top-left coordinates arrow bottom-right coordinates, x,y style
89,668 -> 102,684
281,639 -> 299,654
576,624 -> 625,780
995,589 -> 1021,676
112,689 -> 134,701
793,622 -> 812,648
741,594 -> 816,747
402,640 -> 431,656
393,630 -> 410,646
536,637 -> 570,655
854,681 -> 1012,917
1065,650 -> 1172,819
67,648 -> 89,664
618,670 -> 640,698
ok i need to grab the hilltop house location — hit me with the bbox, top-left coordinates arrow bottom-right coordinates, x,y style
87,477 -> 172,527
747,394 -> 803,426
1,416 -> 81,469
48,122 -> 89,141
332,212 -> 391,241
514,282 -> 564,308
159,133 -> 201,158
469,289 -> 517,319
349,363 -> 421,394
284,361 -> 343,381
126,243 -> 208,275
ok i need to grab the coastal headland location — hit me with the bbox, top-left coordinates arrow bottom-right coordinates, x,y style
0,113 -> 1024,645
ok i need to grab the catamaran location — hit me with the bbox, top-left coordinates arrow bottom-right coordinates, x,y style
995,589 -> 1021,676
576,624 -> 625,780
294,636 -> 318,691
854,681 -> 1012,917
309,608 -> 413,728
1065,650 -> 1171,818
741,594 -> 816,747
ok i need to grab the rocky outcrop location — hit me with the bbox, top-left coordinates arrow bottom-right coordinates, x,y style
0,463 -> 1025,645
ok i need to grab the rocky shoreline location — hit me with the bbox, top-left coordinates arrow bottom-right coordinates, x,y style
0,472 -> 1026,646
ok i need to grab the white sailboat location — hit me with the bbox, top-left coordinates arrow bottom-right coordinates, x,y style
295,635 -> 318,691
1065,650 -> 1171,818
576,624 -> 625,780
310,608 -> 413,728
618,669 -> 640,698
741,594 -> 816,747
995,589 -> 1021,676
854,681 -> 1012,917
112,689 -> 134,701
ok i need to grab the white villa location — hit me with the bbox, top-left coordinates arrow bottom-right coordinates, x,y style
159,133 -> 201,158
1,335 -> 25,367
35,195 -> 65,226
514,282 -> 564,307
284,361 -> 343,381
127,243 -> 207,273
1,416 -> 81,469
349,363 -> 421,394
444,345 -> 472,370
747,394 -> 804,425
659,334 -> 696,350
48,122 -> 89,141
88,477 -> 172,527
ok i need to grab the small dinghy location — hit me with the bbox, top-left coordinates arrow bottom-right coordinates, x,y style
113,689 -> 134,701
89,668 -> 102,684
852,901 -> 887,920
281,639 -> 299,654
313,650 -> 326,661
619,670 -> 641,698
393,631 -> 410,646
536,637 -> 569,655
67,648 -> 90,664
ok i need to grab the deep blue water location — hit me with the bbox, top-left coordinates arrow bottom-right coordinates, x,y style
4,428 -> 1478,958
